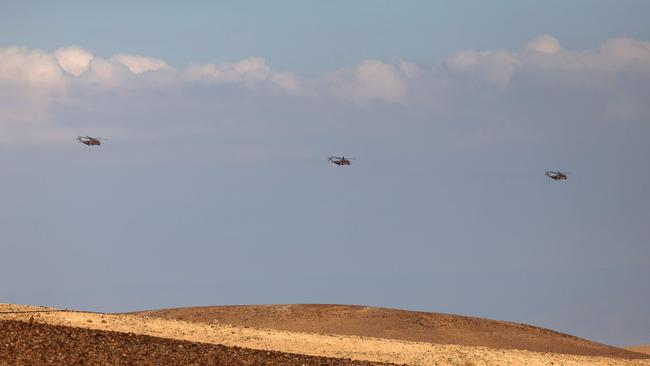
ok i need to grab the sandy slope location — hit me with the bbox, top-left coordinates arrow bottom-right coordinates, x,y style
135,304 -> 638,357
628,345 -> 650,355
2,303 -> 649,366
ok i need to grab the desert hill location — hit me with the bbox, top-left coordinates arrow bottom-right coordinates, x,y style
135,304 -> 645,358
627,345 -> 650,356
3,303 -> 649,365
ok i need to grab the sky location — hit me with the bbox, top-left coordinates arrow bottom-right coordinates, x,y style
1,1 -> 649,346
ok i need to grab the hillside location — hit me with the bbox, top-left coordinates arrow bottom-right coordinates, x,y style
627,345 -> 650,356
135,304 -> 646,358
0,319 -> 390,366
3,303 -> 649,365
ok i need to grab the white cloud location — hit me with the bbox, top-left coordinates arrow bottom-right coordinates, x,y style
600,38 -> 650,71
182,63 -> 224,81
55,46 -> 94,76
0,47 -> 64,85
110,54 -> 171,74
181,57 -> 307,95
520,37 -> 650,74
525,34 -> 561,54
82,57 -> 132,86
183,57 -> 270,84
355,59 -> 407,103
398,59 -> 422,79
1,35 -> 650,146
231,57 -> 270,82
0,47 -> 66,124
268,71 -> 305,95
326,59 -> 409,104
445,48 -> 520,86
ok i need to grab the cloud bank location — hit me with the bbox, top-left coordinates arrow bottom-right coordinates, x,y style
1,35 -> 649,147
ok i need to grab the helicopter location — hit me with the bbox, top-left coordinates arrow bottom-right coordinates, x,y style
545,171 -> 569,181
77,136 -> 104,147
328,156 -> 352,166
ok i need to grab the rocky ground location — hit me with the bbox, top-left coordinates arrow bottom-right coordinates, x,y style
0,319 -> 392,366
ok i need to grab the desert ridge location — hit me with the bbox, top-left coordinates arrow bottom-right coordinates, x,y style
134,304 -> 645,358
2,303 -> 649,366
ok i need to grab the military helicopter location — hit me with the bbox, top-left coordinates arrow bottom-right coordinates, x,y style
328,156 -> 352,166
545,171 -> 569,181
77,136 -> 105,147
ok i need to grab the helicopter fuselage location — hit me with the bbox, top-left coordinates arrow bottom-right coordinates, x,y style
334,160 -> 350,166
546,172 -> 567,180
78,137 -> 101,146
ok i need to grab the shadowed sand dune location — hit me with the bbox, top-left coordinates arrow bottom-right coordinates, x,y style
627,345 -> 650,355
135,304 -> 646,358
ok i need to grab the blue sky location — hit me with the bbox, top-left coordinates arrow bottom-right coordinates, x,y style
1,1 -> 650,346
